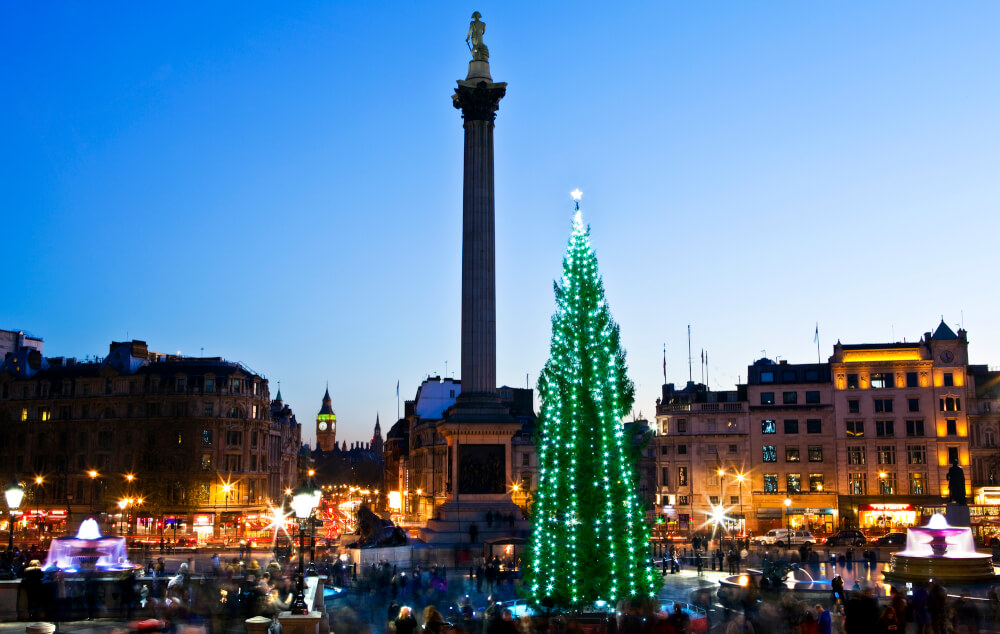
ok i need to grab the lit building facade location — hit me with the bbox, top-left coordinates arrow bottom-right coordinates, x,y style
0,338 -> 301,541
654,382 -> 750,535
830,321 -> 972,532
746,360 -> 838,534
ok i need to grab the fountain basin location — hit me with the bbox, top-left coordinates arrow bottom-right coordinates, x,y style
883,513 -> 998,584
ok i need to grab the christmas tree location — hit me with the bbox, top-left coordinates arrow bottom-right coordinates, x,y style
528,195 -> 659,609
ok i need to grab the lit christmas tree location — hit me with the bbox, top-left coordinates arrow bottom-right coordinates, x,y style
528,192 -> 659,609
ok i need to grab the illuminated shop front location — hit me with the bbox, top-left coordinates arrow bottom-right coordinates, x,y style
785,508 -> 837,534
859,503 -> 916,530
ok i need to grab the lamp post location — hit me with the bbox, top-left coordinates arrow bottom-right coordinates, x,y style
221,483 -> 232,542
736,473 -> 745,539
88,470 -> 99,516
290,478 -> 320,615
717,469 -> 728,539
5,478 -> 25,565
118,499 -> 128,536
784,497 -> 792,553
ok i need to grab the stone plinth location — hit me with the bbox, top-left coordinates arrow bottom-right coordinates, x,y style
278,611 -> 322,634
946,503 -> 972,528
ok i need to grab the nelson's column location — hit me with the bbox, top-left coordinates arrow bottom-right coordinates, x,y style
421,13 -> 527,545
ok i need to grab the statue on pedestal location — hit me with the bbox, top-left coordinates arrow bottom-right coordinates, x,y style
947,459 -> 967,505
466,12 -> 489,61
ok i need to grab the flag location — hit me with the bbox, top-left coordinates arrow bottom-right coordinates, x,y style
701,349 -> 704,363
396,380 -> 399,398
662,344 -> 666,381
814,323 -> 819,344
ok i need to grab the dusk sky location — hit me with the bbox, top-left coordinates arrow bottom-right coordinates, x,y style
4,3 -> 999,448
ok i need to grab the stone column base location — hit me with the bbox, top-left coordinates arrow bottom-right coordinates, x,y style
278,611 -> 322,634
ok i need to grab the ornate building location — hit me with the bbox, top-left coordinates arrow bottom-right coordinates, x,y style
0,337 -> 301,541
316,387 -> 337,452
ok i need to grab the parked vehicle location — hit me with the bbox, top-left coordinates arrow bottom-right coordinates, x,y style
870,532 -> 907,547
757,528 -> 815,546
824,530 -> 867,547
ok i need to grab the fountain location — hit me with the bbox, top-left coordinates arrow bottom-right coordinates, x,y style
43,519 -> 139,575
883,514 -> 998,583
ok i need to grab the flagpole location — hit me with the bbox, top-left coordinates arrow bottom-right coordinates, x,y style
815,323 -> 821,364
396,380 -> 400,420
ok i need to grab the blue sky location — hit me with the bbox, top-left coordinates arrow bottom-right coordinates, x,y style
3,2 -> 999,447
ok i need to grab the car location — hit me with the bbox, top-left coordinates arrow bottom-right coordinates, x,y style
871,532 -> 906,547
758,529 -> 816,546
824,530 -> 867,547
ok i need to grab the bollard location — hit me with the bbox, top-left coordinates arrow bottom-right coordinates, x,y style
246,616 -> 272,634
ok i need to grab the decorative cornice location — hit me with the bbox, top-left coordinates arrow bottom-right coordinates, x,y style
453,80 -> 507,122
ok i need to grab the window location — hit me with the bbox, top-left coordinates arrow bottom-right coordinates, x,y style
677,419 -> 687,433
678,496 -> 688,505
763,474 -> 778,492
98,431 -> 112,449
522,453 -> 530,466
986,429 -> 996,448
906,372 -> 919,388
146,403 -> 160,417
60,406 -> 71,419
877,445 -> 896,465
251,431 -> 258,448
783,370 -> 797,382
848,446 -> 866,465
661,468 -> 669,487
805,369 -> 820,381
203,404 -> 214,417
870,372 -> 894,389
706,420 -> 717,433
808,446 -> 823,462
846,421 -> 864,437
783,392 -> 798,405
728,444 -> 738,454
677,467 -> 688,486
227,406 -> 242,418
40,407 -> 50,421
730,496 -> 740,505
226,431 -> 243,446
760,371 -> 774,383
201,454 -> 212,471
224,455 -> 242,471
806,419 -> 822,434
946,419 -> 957,436
943,372 -> 954,387
521,473 -> 532,490
176,377 -> 186,392
250,455 -> 257,471
907,445 -> 926,465
948,447 -> 959,465
909,472 -> 926,495
847,374 -> 859,389
784,420 -> 799,434
875,420 -> 895,437
660,446 -> 669,455
231,378 -> 242,393
762,420 -> 776,434
677,444 -> 687,455
762,446 -> 777,462
809,474 -> 825,492
786,473 -> 801,493
761,392 -> 775,405
906,420 -> 924,437
805,391 -> 820,404
879,472 -> 897,495
848,400 -> 860,413
908,398 -> 920,412
205,378 -> 215,393
874,399 -> 893,413
849,472 -> 867,495
202,429 -> 213,446
941,398 -> 961,412
786,447 -> 800,462
709,495 -> 720,505
706,445 -> 717,454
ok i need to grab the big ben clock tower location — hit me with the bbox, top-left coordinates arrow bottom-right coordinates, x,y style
316,387 -> 337,452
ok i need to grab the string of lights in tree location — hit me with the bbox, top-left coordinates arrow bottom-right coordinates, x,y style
527,190 -> 659,609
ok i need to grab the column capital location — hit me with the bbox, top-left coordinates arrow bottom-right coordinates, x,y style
453,80 -> 507,122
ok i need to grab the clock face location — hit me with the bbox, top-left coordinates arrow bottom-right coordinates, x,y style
318,422 -> 328,431
940,350 -> 955,363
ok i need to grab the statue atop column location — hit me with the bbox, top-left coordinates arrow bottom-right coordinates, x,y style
947,459 -> 967,505
466,12 -> 489,61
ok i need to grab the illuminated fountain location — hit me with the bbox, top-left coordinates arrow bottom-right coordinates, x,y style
883,514 -> 997,583
43,519 -> 139,574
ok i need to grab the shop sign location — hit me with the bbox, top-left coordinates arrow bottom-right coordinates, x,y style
49,510 -> 67,518
862,503 -> 912,511
193,514 -> 213,526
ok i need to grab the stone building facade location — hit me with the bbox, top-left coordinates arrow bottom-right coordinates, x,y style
0,338 -> 300,540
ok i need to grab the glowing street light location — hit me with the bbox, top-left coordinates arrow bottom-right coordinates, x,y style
290,478 -> 320,615
5,478 -> 25,561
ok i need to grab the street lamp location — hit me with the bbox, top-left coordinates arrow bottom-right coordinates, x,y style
118,499 -> 128,536
221,483 -> 233,540
5,478 -> 25,562
290,478 -> 320,615
736,473 -> 746,538
88,470 -> 99,515
784,497 -> 792,552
